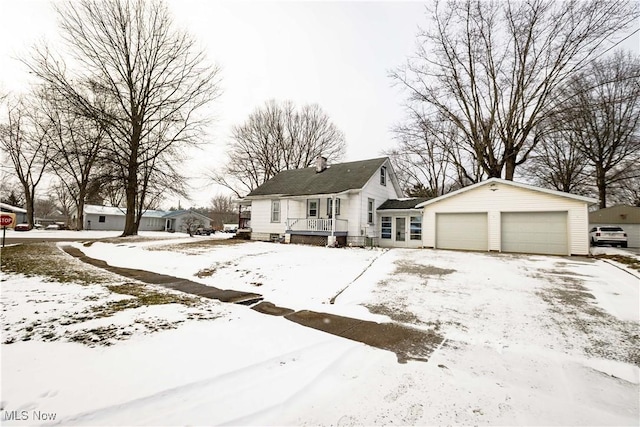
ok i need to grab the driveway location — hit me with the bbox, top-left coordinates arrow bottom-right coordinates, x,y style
2,240 -> 639,426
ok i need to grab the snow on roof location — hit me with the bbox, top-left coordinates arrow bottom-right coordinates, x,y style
0,202 -> 27,213
84,205 -> 168,218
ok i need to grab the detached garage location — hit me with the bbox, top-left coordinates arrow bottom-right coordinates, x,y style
418,178 -> 597,256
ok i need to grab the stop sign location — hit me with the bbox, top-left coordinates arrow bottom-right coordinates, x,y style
0,214 -> 16,227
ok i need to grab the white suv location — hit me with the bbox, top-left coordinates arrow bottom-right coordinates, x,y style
589,226 -> 628,248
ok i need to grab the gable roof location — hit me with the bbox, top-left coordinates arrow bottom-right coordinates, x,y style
246,157 -> 389,197
378,198 -> 429,210
163,209 -> 211,222
416,178 -> 598,208
589,205 -> 640,224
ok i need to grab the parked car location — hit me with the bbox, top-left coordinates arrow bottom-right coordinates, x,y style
14,223 -> 30,231
194,227 -> 214,236
589,226 -> 628,248
45,224 -> 60,230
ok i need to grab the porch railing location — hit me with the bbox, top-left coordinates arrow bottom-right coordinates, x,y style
285,218 -> 348,233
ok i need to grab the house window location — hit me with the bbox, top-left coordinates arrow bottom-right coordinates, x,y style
410,216 -> 422,240
327,198 -> 341,216
98,215 -> 106,223
367,198 -> 374,224
307,199 -> 319,218
271,200 -> 280,223
380,166 -> 387,186
381,216 -> 392,239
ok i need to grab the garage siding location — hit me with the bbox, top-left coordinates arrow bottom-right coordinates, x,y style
436,213 -> 488,251
422,182 -> 592,255
501,212 -> 568,255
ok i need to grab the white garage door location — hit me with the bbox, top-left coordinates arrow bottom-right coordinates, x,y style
501,212 -> 568,255
436,213 -> 488,251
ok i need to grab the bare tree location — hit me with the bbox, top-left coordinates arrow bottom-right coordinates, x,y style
213,100 -> 346,196
557,51 -> 640,208
41,90 -> 105,230
26,0 -> 222,236
0,96 -> 51,228
391,0 -> 639,181
523,125 -> 591,194
386,108 -> 485,197
51,180 -> 75,227
209,194 -> 238,230
181,214 -> 204,237
34,196 -> 59,219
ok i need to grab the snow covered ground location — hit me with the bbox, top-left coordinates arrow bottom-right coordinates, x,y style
1,235 -> 639,426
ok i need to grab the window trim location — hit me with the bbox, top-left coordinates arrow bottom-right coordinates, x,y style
367,198 -> 374,224
307,199 -> 319,218
271,200 -> 280,223
380,166 -> 387,186
327,198 -> 341,216
410,216 -> 422,240
381,216 -> 392,239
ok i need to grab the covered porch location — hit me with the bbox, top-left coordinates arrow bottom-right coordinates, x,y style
285,218 -> 348,236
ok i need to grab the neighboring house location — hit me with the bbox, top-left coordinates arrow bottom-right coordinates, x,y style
163,210 -> 213,233
78,205 -> 211,232
589,205 -> 640,248
243,157 -> 403,246
416,178 -> 597,256
0,202 -> 27,224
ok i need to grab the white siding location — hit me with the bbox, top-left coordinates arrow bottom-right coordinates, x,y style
360,159 -> 404,237
250,199 -> 287,240
422,182 -> 591,255
85,213 -> 125,231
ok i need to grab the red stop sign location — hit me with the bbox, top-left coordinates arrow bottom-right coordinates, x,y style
0,215 -> 14,227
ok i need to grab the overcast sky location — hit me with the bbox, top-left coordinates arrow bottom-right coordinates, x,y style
1,1 -> 638,208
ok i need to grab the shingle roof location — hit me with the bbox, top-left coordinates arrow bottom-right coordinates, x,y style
377,198 -> 429,210
246,157 -> 388,197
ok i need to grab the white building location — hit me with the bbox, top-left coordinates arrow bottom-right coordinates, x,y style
79,205 -> 211,233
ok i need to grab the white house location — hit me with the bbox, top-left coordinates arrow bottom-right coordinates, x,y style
243,157 -> 403,246
80,205 -> 211,233
0,202 -> 27,224
243,158 -> 597,255
416,178 -> 598,256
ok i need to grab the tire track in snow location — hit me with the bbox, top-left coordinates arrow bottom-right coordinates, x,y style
53,340 -> 358,426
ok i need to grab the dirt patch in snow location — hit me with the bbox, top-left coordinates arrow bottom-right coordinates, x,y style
394,260 -> 455,277
536,269 -> 640,366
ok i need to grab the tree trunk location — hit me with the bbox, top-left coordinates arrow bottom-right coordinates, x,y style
596,167 -> 607,209
122,128 -> 140,237
75,187 -> 87,230
25,193 -> 35,229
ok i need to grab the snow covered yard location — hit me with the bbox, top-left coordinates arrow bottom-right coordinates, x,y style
1,235 -> 639,425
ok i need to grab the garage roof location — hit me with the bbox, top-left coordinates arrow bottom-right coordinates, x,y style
415,178 -> 598,208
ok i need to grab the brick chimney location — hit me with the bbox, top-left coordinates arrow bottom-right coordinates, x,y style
315,156 -> 327,173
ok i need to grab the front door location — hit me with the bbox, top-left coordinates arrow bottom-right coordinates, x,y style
396,217 -> 406,242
